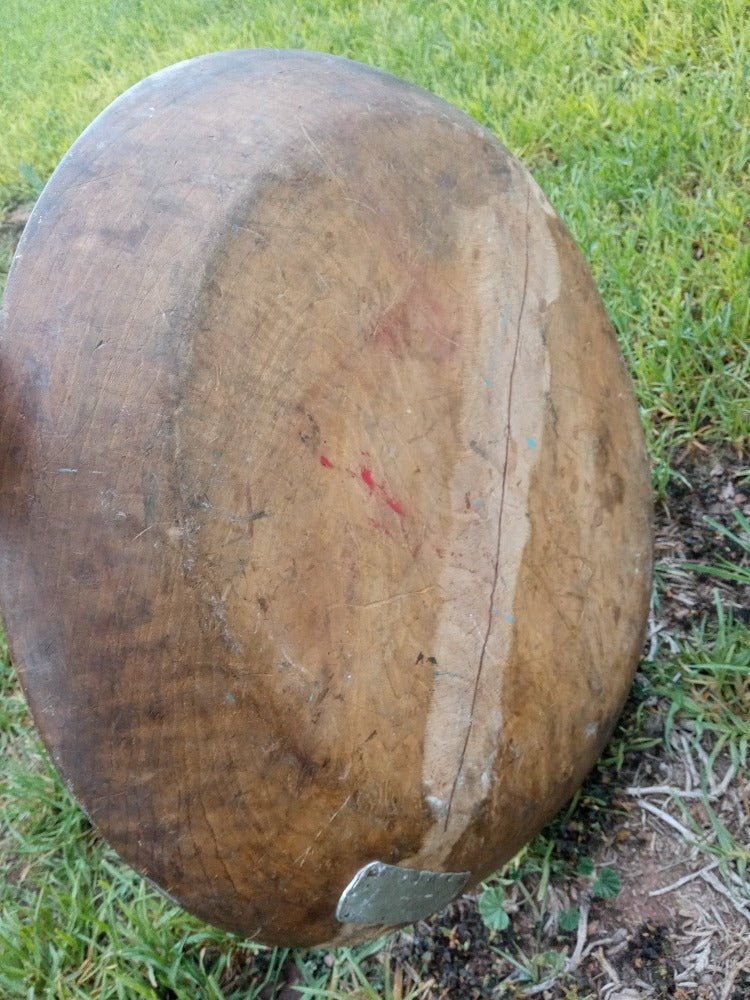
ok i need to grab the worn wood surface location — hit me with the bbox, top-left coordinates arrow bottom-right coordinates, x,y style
0,51 -> 652,946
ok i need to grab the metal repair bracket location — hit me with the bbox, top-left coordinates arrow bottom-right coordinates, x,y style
335,860 -> 471,925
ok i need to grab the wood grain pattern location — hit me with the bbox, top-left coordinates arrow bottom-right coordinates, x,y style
0,51 -> 652,946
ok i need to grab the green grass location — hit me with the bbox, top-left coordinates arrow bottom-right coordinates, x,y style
1,0 -> 749,995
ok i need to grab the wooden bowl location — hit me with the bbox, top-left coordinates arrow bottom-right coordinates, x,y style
0,51 -> 652,946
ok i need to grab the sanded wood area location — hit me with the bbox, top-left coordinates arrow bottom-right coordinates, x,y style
0,51 -> 652,946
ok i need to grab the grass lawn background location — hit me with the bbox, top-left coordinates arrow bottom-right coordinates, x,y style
0,1 -> 748,997
2,0 -> 748,480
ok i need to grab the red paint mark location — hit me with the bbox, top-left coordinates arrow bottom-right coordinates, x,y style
368,517 -> 393,539
465,492 -> 471,510
320,455 -> 333,468
361,467 -> 377,491
371,302 -> 409,357
365,267 -> 460,363
358,459 -> 406,517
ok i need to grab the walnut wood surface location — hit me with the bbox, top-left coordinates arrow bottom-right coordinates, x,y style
0,51 -> 652,946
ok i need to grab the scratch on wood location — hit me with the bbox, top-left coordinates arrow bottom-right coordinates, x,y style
314,793 -> 352,841
298,118 -> 345,190
198,795 -> 243,897
335,585 -> 438,610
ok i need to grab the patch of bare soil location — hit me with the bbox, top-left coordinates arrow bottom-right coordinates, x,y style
584,728 -> 749,999
655,447 -> 749,634
0,202 -> 34,234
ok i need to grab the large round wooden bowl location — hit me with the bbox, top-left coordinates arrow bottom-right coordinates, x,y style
0,51 -> 652,946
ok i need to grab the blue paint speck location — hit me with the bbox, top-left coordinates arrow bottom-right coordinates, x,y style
225,692 -> 236,705
527,436 -> 538,450
473,497 -> 484,509
484,378 -> 494,389
504,614 -> 516,624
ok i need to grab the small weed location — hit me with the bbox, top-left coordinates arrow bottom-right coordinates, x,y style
591,867 -> 621,900
477,886 -> 510,932
496,945 -> 567,990
558,908 -> 580,934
